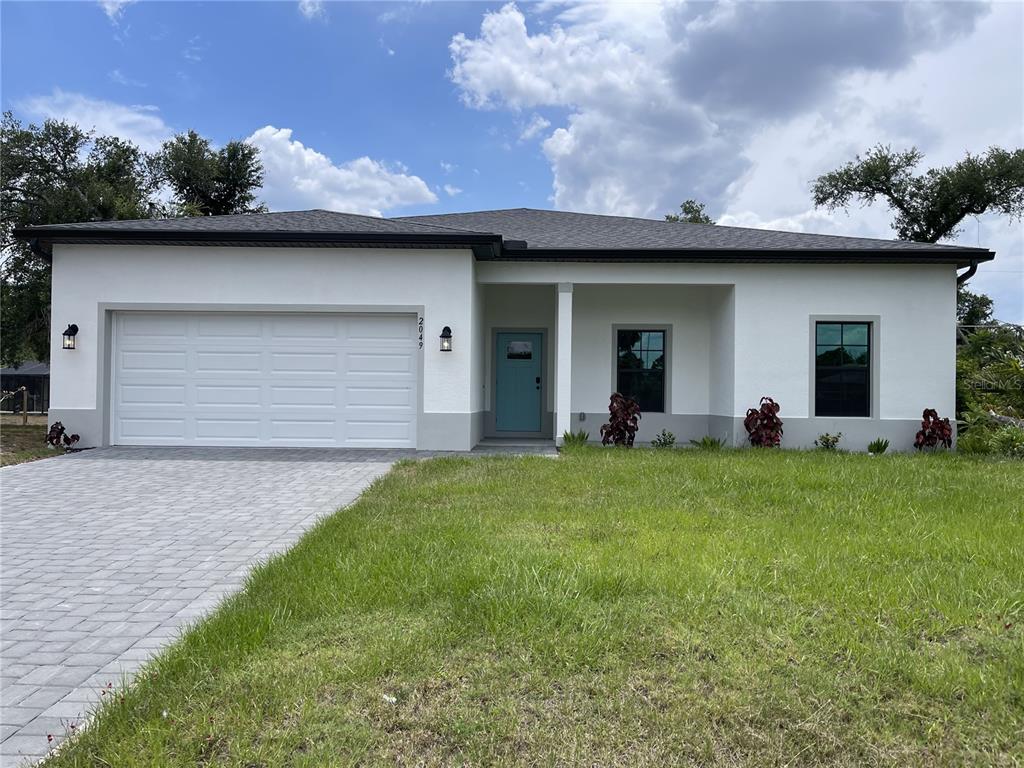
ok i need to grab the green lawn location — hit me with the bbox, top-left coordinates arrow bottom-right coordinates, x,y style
0,423 -> 54,466
49,449 -> 1023,766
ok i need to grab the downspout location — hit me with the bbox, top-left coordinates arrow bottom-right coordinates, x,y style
956,260 -> 978,286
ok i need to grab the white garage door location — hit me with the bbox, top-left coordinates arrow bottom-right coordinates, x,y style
112,312 -> 419,447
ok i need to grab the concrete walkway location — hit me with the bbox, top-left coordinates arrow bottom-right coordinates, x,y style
0,446 -> 412,766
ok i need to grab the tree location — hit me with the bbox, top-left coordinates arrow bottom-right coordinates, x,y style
1,117 -> 267,367
813,144 -> 1024,425
665,199 -> 715,224
1,112 -> 160,366
156,130 -> 266,216
812,144 -> 1024,243
957,287 -> 994,327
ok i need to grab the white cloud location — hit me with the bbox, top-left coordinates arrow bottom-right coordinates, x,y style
246,125 -> 437,216
518,113 -> 550,142
182,35 -> 203,62
443,184 -> 462,197
98,0 -> 132,22
440,161 -> 457,174
299,0 -> 325,20
108,69 -> 146,87
450,2 -> 1022,320
16,89 -> 171,152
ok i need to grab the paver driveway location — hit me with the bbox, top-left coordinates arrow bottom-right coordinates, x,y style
0,446 -> 411,766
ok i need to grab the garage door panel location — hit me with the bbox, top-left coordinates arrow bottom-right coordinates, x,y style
270,385 -> 336,407
195,384 -> 262,406
346,384 -> 415,409
270,419 -> 336,441
347,352 -> 415,375
119,384 -> 186,406
121,350 -> 188,373
113,312 -> 418,448
270,316 -> 339,340
118,417 -> 186,440
195,351 -> 262,374
270,352 -> 338,374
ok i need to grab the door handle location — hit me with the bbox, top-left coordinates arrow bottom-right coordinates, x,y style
535,377 -> 541,384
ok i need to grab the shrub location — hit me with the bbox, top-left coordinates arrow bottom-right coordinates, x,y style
867,438 -> 889,454
914,408 -> 953,450
815,432 -> 842,451
690,435 -> 726,450
561,430 -> 590,448
600,393 -> 641,447
651,429 -> 676,449
990,425 -> 1024,457
744,396 -> 783,447
45,421 -> 80,451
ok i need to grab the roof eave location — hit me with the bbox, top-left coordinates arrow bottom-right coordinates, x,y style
14,228 -> 504,259
491,246 -> 995,269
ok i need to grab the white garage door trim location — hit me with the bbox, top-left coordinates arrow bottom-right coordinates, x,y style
111,311 -> 419,448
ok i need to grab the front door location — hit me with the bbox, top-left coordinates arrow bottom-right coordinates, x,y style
495,332 -> 543,432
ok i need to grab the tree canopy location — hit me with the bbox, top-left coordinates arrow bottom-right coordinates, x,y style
157,130 -> 266,216
665,199 -> 715,224
0,113 -> 265,367
812,144 -> 1024,243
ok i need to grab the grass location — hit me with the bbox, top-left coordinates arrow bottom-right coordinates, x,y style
48,449 -> 1023,766
0,423 -> 55,466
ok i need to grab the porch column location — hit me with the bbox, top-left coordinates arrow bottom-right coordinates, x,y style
555,282 -> 573,444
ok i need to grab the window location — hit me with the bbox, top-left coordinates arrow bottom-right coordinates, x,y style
815,322 -> 871,417
616,329 -> 666,412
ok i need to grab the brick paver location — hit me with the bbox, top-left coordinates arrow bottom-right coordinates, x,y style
0,446 -> 411,766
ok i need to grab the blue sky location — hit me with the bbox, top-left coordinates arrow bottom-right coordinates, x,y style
2,1 -> 1022,320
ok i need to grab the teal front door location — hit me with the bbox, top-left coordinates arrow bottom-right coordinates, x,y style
495,332 -> 543,432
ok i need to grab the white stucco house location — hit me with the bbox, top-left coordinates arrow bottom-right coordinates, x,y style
16,208 -> 994,451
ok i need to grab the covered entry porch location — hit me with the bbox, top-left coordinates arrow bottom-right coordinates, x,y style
477,280 -> 736,446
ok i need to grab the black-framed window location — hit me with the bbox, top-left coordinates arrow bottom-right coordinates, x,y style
815,322 -> 870,417
616,329 -> 665,412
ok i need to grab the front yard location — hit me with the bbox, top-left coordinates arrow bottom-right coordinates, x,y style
0,422 -> 53,466
48,449 -> 1022,766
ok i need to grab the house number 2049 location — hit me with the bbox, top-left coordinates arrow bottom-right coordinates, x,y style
418,317 -> 424,348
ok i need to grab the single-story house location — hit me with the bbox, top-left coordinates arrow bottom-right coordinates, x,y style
15,208 -> 994,451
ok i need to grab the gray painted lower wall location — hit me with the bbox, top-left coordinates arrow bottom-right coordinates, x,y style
418,412 -> 481,451
48,408 -> 103,448
573,412 -> 711,445
707,415 -> 925,452
574,412 -> 926,452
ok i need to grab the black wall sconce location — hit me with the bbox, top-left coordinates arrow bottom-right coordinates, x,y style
439,326 -> 453,352
62,324 -> 79,350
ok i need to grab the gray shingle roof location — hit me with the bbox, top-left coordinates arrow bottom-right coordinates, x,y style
37,209 -> 471,236
15,207 -> 994,264
395,208 -> 978,252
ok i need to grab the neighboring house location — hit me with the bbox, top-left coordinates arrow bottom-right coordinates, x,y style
14,209 -> 994,451
0,361 -> 50,413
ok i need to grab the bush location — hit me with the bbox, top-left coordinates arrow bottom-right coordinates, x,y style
990,425 -> 1024,457
45,421 -> 80,450
914,408 -> 953,450
600,393 -> 641,447
650,429 -> 675,449
815,432 -> 842,451
744,396 -> 783,447
561,430 -> 589,449
867,438 -> 889,454
991,428 -> 1024,456
690,435 -> 726,450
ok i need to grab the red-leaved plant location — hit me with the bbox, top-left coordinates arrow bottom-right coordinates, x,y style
46,422 -> 80,451
744,396 -> 783,447
914,408 -> 953,450
600,393 -> 642,447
